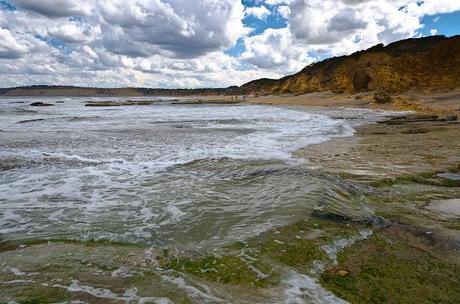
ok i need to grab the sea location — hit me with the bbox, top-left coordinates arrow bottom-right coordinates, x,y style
0,96 -> 394,303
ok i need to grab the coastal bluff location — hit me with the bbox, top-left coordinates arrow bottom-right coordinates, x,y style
236,35 -> 460,95
1,35 -> 459,97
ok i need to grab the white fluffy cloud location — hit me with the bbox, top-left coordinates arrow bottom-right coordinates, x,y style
240,28 -> 313,73
98,0 -> 248,58
0,28 -> 31,58
277,5 -> 290,18
245,5 -> 271,20
11,0 -> 92,17
0,0 -> 459,88
287,0 -> 460,55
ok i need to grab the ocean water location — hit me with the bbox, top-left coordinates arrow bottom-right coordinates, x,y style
0,96 -> 392,302
0,97 -> 393,245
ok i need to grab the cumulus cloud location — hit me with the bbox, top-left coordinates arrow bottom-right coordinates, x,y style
240,28 -> 313,73
245,5 -> 271,20
264,0 -> 292,5
11,0 -> 91,17
0,28 -> 30,58
288,0 -> 460,55
277,5 -> 290,18
98,0 -> 248,58
0,0 -> 459,88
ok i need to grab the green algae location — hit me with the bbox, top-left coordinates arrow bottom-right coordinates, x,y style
0,241 -> 195,303
158,217 -> 371,289
3,168 -> 459,303
163,255 -> 279,287
316,167 -> 460,303
0,237 -> 146,253
319,229 -> 460,304
257,238 -> 326,271
1,287 -> 71,304
369,171 -> 460,188
228,218 -> 368,276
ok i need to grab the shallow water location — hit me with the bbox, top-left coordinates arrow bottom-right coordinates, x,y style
0,96 -> 393,302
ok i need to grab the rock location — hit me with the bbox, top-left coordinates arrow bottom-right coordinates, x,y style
437,173 -> 460,181
427,198 -> 460,217
336,269 -> 350,276
373,91 -> 392,104
30,102 -> 54,106
369,215 -> 392,229
311,209 -> 352,222
17,118 -> 45,124
85,100 -> 154,107
439,115 -> 458,122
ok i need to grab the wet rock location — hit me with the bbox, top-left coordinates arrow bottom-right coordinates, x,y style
311,210 -> 353,223
382,114 -> 445,125
373,91 -> 392,104
17,118 -> 45,124
439,115 -> 458,121
437,172 -> 460,181
30,102 -> 54,106
85,100 -> 154,107
369,216 -> 392,229
400,128 -> 430,134
335,269 -> 350,276
427,198 -> 460,217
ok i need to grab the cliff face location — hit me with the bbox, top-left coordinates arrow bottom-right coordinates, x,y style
237,35 -> 460,95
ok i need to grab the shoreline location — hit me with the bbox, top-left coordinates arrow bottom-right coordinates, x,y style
245,90 -> 460,117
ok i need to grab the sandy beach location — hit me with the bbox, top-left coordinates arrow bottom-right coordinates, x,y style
245,89 -> 460,116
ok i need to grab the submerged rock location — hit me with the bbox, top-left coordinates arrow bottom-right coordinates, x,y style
437,173 -> 460,181
17,118 -> 45,124
85,100 -> 154,107
29,102 -> 54,106
427,198 -> 460,217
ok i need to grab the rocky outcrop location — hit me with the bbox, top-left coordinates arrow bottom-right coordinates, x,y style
235,35 -> 460,95
29,102 -> 54,106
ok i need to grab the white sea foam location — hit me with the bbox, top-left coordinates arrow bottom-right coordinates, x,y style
52,281 -> 170,302
321,229 -> 373,264
283,271 -> 348,304
161,274 -> 226,303
7,267 -> 26,276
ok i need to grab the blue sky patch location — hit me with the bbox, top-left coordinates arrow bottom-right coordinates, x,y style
0,0 -> 15,11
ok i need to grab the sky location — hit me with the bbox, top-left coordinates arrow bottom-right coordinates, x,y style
0,0 -> 459,89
